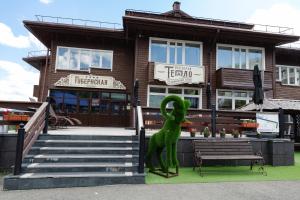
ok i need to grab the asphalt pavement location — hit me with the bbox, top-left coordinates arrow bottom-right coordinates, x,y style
1,180 -> 300,200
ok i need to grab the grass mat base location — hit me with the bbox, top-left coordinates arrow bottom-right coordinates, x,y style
146,152 -> 300,184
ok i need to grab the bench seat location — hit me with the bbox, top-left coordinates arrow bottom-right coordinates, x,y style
192,140 -> 266,176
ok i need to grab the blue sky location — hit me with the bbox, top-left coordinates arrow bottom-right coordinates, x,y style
0,0 -> 300,101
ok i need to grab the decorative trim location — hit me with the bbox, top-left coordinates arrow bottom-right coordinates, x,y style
54,74 -> 126,90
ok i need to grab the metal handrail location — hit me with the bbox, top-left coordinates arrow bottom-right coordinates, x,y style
125,9 -> 294,35
35,15 -> 122,30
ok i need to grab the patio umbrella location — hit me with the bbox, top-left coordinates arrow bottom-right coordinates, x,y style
252,65 -> 264,109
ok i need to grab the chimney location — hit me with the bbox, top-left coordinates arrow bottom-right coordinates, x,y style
172,1 -> 181,11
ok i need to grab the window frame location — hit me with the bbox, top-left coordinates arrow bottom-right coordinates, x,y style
147,85 -> 202,109
276,65 -> 300,86
149,37 -> 203,67
55,46 -> 113,72
216,43 -> 265,70
216,89 -> 253,110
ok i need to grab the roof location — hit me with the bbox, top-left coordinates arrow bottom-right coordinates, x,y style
123,14 -> 299,45
23,20 -> 126,48
238,99 -> 300,112
23,56 -> 48,71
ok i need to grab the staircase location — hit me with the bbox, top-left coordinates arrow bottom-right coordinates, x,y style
3,134 -> 145,190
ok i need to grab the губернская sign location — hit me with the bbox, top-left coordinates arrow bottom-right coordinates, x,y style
54,74 -> 126,90
154,63 -> 204,85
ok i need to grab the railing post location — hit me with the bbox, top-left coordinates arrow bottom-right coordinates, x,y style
43,97 -> 50,134
135,100 -> 141,136
211,104 -> 216,137
138,127 -> 145,174
14,123 -> 25,175
278,107 -> 285,138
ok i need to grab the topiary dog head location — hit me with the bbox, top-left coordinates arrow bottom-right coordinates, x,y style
160,95 -> 190,123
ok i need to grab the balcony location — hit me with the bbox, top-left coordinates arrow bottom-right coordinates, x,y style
216,68 -> 273,90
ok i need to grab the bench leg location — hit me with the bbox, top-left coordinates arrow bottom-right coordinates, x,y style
250,161 -> 254,170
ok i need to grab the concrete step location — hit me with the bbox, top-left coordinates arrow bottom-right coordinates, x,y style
22,162 -> 139,173
33,140 -> 139,147
38,134 -> 138,141
3,172 -> 145,190
23,154 -> 139,163
28,147 -> 139,155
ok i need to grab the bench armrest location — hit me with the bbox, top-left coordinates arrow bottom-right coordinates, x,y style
255,151 -> 263,157
195,150 -> 202,159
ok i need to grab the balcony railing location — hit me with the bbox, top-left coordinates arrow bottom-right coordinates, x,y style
216,68 -> 273,90
125,9 -> 294,35
27,50 -> 49,57
35,15 -> 122,30
278,42 -> 300,49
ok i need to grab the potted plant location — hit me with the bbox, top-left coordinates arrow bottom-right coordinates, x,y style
232,129 -> 239,138
203,127 -> 211,138
220,128 -> 226,138
190,129 -> 196,137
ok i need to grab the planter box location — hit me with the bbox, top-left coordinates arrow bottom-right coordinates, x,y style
241,122 -> 258,128
3,115 -> 30,122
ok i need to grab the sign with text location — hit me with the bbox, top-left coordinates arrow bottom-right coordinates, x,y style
54,74 -> 126,90
154,63 -> 204,85
256,112 -> 279,133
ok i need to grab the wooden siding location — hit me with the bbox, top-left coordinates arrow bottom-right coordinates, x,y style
216,68 -> 273,90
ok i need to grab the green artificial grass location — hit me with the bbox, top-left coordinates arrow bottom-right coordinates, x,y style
146,152 -> 300,184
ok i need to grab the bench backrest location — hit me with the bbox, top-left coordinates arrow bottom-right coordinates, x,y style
192,140 -> 254,156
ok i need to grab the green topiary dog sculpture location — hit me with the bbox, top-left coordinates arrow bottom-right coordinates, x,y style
146,95 -> 190,176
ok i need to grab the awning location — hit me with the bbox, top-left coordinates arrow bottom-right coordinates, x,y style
238,99 -> 300,113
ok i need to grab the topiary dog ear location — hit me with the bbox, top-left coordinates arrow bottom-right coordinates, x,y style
184,100 -> 191,110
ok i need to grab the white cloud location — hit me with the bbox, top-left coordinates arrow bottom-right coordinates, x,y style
0,61 -> 39,101
247,3 -> 300,36
39,0 -> 53,4
0,22 -> 46,50
0,23 -> 31,48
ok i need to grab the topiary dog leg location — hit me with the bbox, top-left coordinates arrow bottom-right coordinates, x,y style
156,147 -> 167,172
166,141 -> 173,169
172,142 -> 179,168
146,136 -> 156,172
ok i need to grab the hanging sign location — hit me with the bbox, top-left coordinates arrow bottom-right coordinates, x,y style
54,74 -> 126,90
154,63 -> 204,85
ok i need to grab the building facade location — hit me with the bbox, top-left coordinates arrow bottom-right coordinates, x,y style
24,2 -> 300,127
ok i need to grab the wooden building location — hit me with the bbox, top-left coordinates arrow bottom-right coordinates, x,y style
24,2 -> 300,127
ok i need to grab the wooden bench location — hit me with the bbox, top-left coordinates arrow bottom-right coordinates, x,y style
192,140 -> 266,176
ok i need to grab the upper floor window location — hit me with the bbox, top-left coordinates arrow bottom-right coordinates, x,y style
56,46 -> 113,71
217,90 -> 253,110
150,38 -> 202,67
276,65 -> 300,86
217,44 -> 264,70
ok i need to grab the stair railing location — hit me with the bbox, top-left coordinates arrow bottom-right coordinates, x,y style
14,100 -> 50,175
134,79 -> 145,174
136,101 -> 145,174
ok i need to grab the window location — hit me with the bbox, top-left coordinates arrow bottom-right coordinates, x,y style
217,44 -> 264,70
56,46 -> 113,70
217,90 -> 253,110
148,86 -> 202,109
49,90 -> 129,114
150,38 -> 202,67
276,65 -> 300,86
